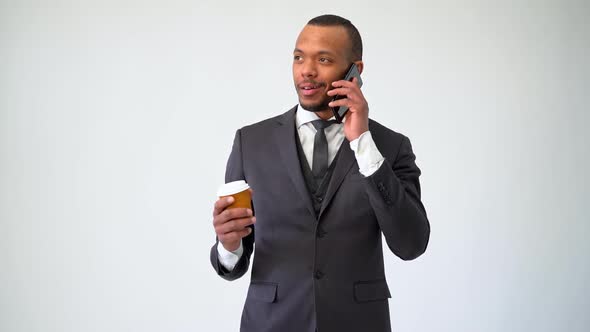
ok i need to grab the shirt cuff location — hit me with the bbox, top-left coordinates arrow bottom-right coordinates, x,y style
349,131 -> 385,177
217,240 -> 243,271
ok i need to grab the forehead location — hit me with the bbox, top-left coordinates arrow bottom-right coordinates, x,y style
294,25 -> 351,56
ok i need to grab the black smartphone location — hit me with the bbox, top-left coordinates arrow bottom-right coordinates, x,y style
331,63 -> 363,123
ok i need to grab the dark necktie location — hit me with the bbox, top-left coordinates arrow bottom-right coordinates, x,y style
311,119 -> 338,179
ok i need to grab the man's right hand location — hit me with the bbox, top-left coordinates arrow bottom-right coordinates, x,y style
212,192 -> 256,252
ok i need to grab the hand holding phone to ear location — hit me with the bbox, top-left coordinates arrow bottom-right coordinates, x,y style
328,76 -> 369,142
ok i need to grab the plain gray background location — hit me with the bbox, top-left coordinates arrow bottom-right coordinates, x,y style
1,1 -> 589,331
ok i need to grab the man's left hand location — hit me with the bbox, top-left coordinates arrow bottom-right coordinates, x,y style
327,77 -> 369,141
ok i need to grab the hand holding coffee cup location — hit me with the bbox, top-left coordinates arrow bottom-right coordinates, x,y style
213,180 -> 255,252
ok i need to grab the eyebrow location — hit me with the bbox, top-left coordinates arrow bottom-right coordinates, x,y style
293,48 -> 337,56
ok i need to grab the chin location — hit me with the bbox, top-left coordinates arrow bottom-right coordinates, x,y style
300,104 -> 323,113
299,99 -> 330,113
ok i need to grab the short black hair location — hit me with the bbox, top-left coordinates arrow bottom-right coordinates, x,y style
307,14 -> 363,61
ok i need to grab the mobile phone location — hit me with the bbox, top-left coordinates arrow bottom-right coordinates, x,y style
331,63 -> 363,123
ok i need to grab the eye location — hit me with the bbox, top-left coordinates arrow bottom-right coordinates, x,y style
319,57 -> 332,63
293,55 -> 303,61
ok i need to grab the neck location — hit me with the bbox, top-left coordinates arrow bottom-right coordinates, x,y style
315,109 -> 333,120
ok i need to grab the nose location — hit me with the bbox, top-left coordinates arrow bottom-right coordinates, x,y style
301,60 -> 317,78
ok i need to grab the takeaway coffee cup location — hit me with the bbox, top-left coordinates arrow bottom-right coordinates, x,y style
217,180 -> 251,210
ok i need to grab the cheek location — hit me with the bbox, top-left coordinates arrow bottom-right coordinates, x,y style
292,66 -> 302,81
330,65 -> 350,82
322,69 -> 342,84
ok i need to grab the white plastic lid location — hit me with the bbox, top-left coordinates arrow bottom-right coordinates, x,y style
217,180 -> 250,196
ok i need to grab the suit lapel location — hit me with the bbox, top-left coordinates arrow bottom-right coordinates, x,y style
318,139 -> 356,219
274,106 -> 316,218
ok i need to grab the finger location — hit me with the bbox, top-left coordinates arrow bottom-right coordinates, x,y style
216,216 -> 256,235
331,79 -> 356,88
326,87 -> 352,97
219,227 -> 252,243
237,227 -> 253,238
213,207 -> 253,225
328,98 -> 351,108
213,196 -> 234,216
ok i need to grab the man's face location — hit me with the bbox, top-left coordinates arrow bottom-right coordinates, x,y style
293,25 -> 352,113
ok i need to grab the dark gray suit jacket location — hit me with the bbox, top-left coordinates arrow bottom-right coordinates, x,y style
210,106 -> 430,332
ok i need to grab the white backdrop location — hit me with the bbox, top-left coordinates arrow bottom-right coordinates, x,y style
1,1 -> 589,331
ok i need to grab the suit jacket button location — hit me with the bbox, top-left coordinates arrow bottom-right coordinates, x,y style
314,270 -> 324,279
315,196 -> 323,202
317,228 -> 326,238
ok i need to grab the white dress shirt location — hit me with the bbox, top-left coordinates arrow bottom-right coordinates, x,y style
216,106 -> 385,270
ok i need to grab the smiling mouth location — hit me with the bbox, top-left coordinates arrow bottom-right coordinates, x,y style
300,87 -> 320,96
299,83 -> 325,96
301,85 -> 320,90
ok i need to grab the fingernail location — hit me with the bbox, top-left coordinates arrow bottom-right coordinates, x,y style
227,196 -> 234,203
251,217 -> 256,223
247,209 -> 253,216
247,228 -> 252,234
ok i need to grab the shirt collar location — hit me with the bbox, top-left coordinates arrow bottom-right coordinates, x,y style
295,104 -> 340,129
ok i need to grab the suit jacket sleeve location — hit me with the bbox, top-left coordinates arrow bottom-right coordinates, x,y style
209,129 -> 255,281
365,135 -> 430,260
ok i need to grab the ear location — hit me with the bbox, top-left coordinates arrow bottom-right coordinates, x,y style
354,61 -> 364,75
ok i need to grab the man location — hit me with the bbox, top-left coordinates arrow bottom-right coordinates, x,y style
209,14 -> 430,332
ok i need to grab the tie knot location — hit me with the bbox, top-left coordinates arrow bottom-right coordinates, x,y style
311,119 -> 337,131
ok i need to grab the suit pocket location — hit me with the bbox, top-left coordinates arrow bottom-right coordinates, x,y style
247,281 -> 278,303
353,279 -> 391,303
